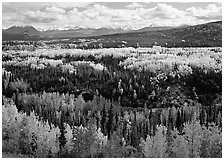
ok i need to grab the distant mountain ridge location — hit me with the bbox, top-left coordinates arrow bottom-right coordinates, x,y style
2,24 -> 190,40
41,27 -> 132,38
3,25 -> 133,39
2,21 -> 222,47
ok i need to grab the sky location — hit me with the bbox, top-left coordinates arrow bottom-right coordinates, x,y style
2,2 -> 222,30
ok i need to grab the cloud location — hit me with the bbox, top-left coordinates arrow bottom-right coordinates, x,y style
3,5 -> 68,26
22,10 -> 59,23
2,2 -> 222,30
126,2 -> 144,9
186,4 -> 222,20
147,3 -> 186,19
45,6 -> 66,14
54,2 -> 92,9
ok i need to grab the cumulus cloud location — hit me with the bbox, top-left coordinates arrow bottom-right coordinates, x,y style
146,3 -> 186,19
186,4 -> 222,20
126,2 -> 144,9
2,2 -> 222,30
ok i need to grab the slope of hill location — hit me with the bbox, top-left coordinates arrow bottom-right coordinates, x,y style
135,26 -> 174,32
79,21 -> 221,47
3,25 -> 41,36
2,25 -> 42,41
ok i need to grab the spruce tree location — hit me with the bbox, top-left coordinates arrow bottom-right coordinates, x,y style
130,113 -> 139,149
101,105 -> 107,135
176,109 -> 182,133
59,111 -> 67,151
107,104 -> 114,139
199,107 -> 205,126
168,108 -> 173,130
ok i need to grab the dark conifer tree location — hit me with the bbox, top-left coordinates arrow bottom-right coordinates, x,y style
181,106 -> 186,123
168,108 -> 173,130
199,107 -> 205,126
101,105 -> 107,135
107,104 -> 114,139
59,111 -> 67,150
130,112 -> 139,149
176,109 -> 182,133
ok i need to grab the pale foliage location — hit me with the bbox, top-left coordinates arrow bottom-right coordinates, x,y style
171,129 -> 189,157
140,125 -> 168,158
183,118 -> 203,158
2,97 -> 60,157
140,118 -> 222,158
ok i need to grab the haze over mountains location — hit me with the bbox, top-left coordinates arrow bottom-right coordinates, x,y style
2,21 -> 222,47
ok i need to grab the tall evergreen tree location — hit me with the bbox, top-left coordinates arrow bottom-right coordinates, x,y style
130,112 -> 139,149
107,104 -> 114,139
59,111 -> 67,151
168,108 -> 173,130
176,109 -> 182,133
101,105 -> 107,136
199,107 -> 206,126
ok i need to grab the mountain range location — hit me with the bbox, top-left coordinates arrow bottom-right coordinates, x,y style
2,24 -> 179,40
2,21 -> 222,47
